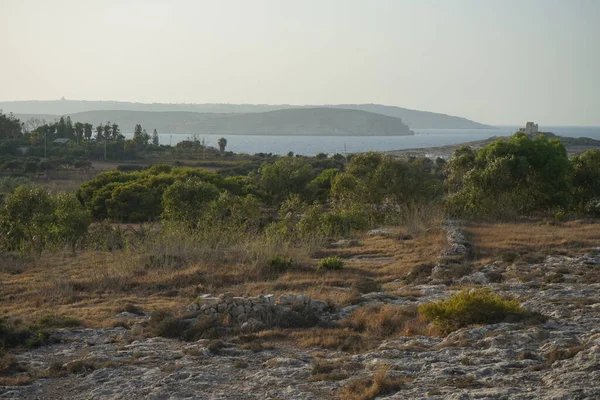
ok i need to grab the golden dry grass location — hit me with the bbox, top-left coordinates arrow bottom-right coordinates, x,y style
465,221 -> 600,265
292,304 -> 433,352
0,226 -> 446,328
337,366 -> 411,400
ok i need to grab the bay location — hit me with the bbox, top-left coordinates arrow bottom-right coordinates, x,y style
126,126 -> 600,156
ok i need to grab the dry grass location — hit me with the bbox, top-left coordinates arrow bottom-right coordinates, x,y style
293,304 -> 433,352
545,344 -> 586,364
6,219 -> 598,330
465,221 -> 600,265
293,328 -> 368,352
0,224 -> 445,328
309,358 -> 362,382
337,366 -> 411,400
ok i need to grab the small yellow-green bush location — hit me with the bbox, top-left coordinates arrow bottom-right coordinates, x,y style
266,256 -> 293,273
317,256 -> 344,271
418,288 -> 530,333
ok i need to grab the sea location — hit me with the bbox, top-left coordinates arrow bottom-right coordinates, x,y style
130,126 -> 600,157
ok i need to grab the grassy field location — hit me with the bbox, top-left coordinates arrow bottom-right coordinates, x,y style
2,220 -> 599,330
0,226 -> 446,328
465,220 -> 600,264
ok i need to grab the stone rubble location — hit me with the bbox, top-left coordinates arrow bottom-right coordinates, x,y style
186,293 -> 330,329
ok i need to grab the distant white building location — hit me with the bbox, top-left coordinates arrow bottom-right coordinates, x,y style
518,122 -> 539,135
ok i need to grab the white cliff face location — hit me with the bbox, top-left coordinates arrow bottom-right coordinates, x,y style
2,230 -> 600,399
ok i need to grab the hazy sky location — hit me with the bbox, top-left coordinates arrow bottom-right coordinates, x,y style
1,0 -> 598,125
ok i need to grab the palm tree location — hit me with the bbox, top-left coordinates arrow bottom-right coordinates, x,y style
217,137 -> 227,153
103,122 -> 112,140
95,125 -> 103,140
74,122 -> 84,144
84,123 -> 93,141
111,123 -> 121,140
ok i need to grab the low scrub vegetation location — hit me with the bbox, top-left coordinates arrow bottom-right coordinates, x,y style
0,315 -> 81,352
337,367 -> 411,400
418,288 -> 536,333
317,257 -> 344,271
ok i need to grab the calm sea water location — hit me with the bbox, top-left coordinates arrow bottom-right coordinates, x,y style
131,126 -> 600,156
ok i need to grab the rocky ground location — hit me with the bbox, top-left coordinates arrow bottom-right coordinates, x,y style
2,227 -> 599,400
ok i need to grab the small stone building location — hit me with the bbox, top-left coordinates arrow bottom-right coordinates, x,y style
518,122 -> 539,135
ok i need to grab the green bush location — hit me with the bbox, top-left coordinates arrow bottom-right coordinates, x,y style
149,310 -> 182,338
320,205 -> 370,237
0,185 -> 54,254
52,192 -> 90,251
84,221 -> 124,251
267,256 -> 293,272
418,288 -> 532,333
445,133 -> 572,218
571,149 -> 600,214
317,257 -> 344,271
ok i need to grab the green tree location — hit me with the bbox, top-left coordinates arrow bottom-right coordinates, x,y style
307,168 -> 339,202
446,132 -> 571,217
152,129 -> 159,146
57,117 -> 66,137
0,186 -> 54,254
332,152 -> 443,208
106,182 -> 163,222
103,122 -> 112,140
74,122 -> 84,144
201,191 -> 261,234
0,111 -> 23,140
95,125 -> 104,141
52,192 -> 90,252
445,146 -> 477,192
111,123 -> 121,140
142,129 -> 150,144
83,123 -> 93,141
65,116 -> 75,138
571,149 -> 600,214
258,157 -> 314,204
133,124 -> 150,145
162,178 -> 220,226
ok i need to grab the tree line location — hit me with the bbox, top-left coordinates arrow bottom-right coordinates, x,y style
2,130 -> 600,255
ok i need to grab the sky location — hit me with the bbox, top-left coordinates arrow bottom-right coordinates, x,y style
1,0 -> 599,125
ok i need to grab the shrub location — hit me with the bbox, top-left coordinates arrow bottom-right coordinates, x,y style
0,185 -> 54,254
149,310 -> 181,338
162,178 -> 220,225
343,305 -> 420,337
352,277 -> 381,294
84,221 -> 124,251
35,315 -> 82,329
445,133 -> 571,217
0,318 -> 33,349
319,205 -> 370,237
266,256 -> 293,273
418,288 -> 532,333
338,367 -> 409,400
317,257 -> 344,271
257,157 -> 314,204
51,192 -> 90,252
122,304 -> 144,316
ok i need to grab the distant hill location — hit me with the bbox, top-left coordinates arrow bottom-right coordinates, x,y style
1,100 -> 491,129
14,108 -> 414,136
